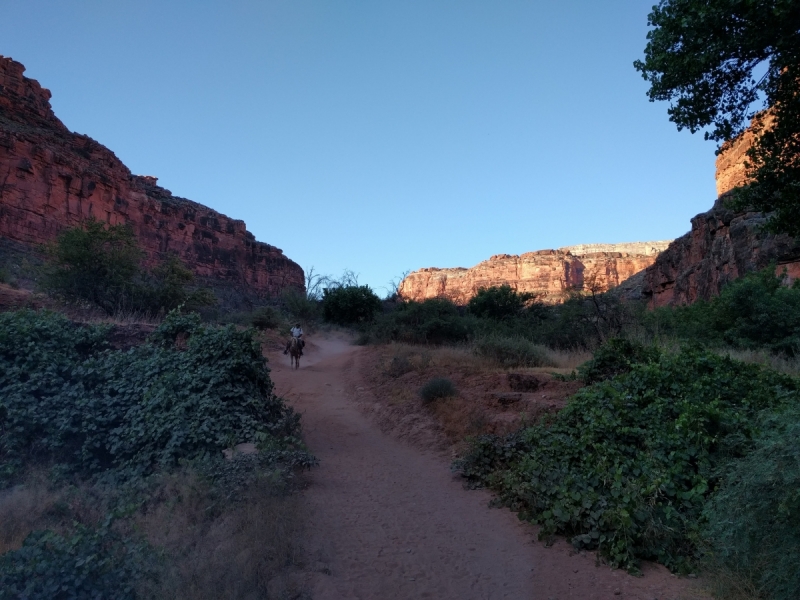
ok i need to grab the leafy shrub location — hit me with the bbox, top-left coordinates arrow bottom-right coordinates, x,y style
322,285 -> 382,325
281,288 -> 320,322
41,220 -> 215,316
250,306 -> 283,330
645,267 -> 800,355
468,285 -> 537,320
42,219 -> 143,313
420,378 -> 457,403
0,524 -> 152,600
473,335 -> 555,368
0,309 -> 308,484
702,407 -> 800,600
577,338 -> 660,384
456,348 -> 798,571
367,298 -> 475,344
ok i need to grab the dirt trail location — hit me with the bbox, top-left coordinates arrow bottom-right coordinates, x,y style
268,334 -> 702,600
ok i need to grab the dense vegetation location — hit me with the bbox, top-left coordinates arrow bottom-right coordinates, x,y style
0,309 -> 314,598
42,219 -> 215,315
321,284 -> 382,325
458,344 -> 800,598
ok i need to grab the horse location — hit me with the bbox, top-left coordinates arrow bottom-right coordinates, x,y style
288,336 -> 302,369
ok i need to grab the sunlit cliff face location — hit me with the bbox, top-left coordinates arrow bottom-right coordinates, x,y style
398,242 -> 673,305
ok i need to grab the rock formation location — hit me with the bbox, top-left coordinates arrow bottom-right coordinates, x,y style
641,199 -> 800,306
642,113 -> 800,307
398,242 -> 672,305
0,56 -> 304,304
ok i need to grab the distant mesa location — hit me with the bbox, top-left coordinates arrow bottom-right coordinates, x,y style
0,56 -> 304,305
398,241 -> 673,305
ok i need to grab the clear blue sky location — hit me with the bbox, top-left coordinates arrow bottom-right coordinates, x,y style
3,1 -> 717,295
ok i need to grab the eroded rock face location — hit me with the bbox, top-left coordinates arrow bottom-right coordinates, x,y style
0,56 -> 304,303
643,111 -> 800,307
641,198 -> 800,306
398,242 -> 672,305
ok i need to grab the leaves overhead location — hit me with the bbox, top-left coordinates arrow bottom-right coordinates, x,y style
634,0 -> 800,235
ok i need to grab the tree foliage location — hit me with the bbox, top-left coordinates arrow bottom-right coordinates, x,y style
634,0 -> 800,235
43,219 -> 215,315
322,285 -> 382,325
467,285 -> 536,320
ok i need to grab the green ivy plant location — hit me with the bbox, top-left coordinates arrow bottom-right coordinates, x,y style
456,345 -> 798,572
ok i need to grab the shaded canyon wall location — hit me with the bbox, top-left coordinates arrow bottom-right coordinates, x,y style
642,115 -> 800,307
0,56 -> 304,303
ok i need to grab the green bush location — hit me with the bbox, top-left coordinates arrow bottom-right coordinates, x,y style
456,348 -> 798,572
473,335 -> 555,368
0,524 -> 151,600
367,298 -> 475,344
0,309 -> 308,484
420,377 -> 457,403
250,305 -> 283,330
644,267 -> 800,355
702,407 -> 800,600
322,285 -> 382,325
577,338 -> 660,384
468,285 -> 537,320
281,288 -> 320,322
42,219 -> 143,313
41,220 -> 215,316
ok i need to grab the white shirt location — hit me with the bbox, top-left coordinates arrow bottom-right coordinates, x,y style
291,326 -> 303,338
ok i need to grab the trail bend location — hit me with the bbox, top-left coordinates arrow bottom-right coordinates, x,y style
268,334 -> 700,600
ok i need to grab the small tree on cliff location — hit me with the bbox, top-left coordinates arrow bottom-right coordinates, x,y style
43,219 -> 143,313
634,0 -> 800,236
44,219 -> 215,315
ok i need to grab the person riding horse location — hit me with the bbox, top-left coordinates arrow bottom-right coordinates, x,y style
284,323 -> 305,356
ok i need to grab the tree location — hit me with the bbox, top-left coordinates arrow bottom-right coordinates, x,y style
634,0 -> 800,235
322,285 -> 382,325
467,285 -> 537,320
44,219 -> 143,312
43,219 -> 215,315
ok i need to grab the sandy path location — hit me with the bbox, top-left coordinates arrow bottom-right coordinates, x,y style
268,334 -> 702,600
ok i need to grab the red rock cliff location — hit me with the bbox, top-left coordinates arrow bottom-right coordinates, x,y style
398,242 -> 672,305
0,56 -> 304,302
642,114 -> 800,307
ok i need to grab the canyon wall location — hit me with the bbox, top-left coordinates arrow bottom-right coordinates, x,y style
642,113 -> 800,306
398,242 -> 672,305
0,56 -> 304,304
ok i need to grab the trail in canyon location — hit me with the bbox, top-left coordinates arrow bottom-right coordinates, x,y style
267,334 -> 703,600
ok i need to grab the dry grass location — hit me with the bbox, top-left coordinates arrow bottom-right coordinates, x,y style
720,347 -> 800,376
137,470 -> 307,600
381,341 -> 591,374
543,347 -> 592,371
0,471 -> 109,555
0,467 -> 308,600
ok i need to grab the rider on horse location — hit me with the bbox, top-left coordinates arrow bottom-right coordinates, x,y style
284,323 -> 305,356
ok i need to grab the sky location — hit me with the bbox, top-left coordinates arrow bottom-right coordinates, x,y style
2,1 -> 718,296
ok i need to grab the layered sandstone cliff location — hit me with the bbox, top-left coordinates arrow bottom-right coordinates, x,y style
0,56 -> 304,303
642,112 -> 800,307
641,200 -> 800,306
398,242 -> 672,305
